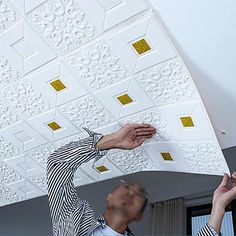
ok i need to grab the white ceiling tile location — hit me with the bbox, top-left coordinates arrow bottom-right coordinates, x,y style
79,0 -> 148,31
1,81 -> 52,119
142,142 -> 190,172
0,1 -> 229,207
58,94 -> 116,130
0,0 -> 22,33
26,0 -> 99,53
0,135 -> 20,160
0,121 -> 47,152
0,160 -> 23,185
160,101 -> 214,141
94,78 -> 155,118
80,157 -> 123,182
0,183 -> 24,205
0,99 -> 19,129
29,62 -> 88,106
4,154 -> 26,177
107,15 -> 176,73
0,20 -> 56,74
74,168 -> 94,187
26,109 -> 80,141
25,143 -> 55,169
28,173 -> 47,193
135,57 -> 198,106
108,148 -> 156,174
119,107 -> 171,143
0,53 -> 22,88
64,41 -> 130,91
179,141 -> 229,175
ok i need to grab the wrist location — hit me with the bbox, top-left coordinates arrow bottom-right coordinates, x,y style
208,204 -> 225,234
95,133 -> 117,150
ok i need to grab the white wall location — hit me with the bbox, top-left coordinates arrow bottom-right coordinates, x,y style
149,0 -> 236,149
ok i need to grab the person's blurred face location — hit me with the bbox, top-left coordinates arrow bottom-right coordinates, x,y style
105,181 -> 147,222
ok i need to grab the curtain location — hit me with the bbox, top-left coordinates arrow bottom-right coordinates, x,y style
151,198 -> 186,236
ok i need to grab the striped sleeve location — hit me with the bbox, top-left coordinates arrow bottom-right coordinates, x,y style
47,128 -> 108,229
197,224 -> 219,236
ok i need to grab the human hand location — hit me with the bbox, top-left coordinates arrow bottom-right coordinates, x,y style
112,123 -> 156,150
208,172 -> 236,234
212,172 -> 236,210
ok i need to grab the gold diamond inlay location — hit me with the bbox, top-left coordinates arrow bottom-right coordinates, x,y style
161,152 -> 173,161
117,93 -> 133,105
50,79 -> 66,92
132,38 -> 151,55
47,121 -> 61,131
96,165 -> 109,173
180,116 -> 194,127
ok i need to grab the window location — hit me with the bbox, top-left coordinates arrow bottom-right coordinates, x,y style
187,201 -> 236,235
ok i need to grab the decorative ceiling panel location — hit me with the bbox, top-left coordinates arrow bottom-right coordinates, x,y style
0,0 -> 229,207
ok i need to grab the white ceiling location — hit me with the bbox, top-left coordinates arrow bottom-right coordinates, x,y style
0,0 -> 232,207
149,0 -> 236,149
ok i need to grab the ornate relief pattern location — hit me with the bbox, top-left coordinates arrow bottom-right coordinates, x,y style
180,142 -> 229,175
67,42 -> 129,90
120,107 -> 171,142
0,102 -> 18,129
108,148 -> 155,173
59,95 -> 115,130
1,82 -> 51,119
0,55 -> 21,88
30,174 -> 47,193
0,136 -> 20,160
0,162 -> 22,185
136,59 -> 196,106
28,0 -> 96,53
26,144 -> 55,169
0,184 -> 23,204
0,0 -> 18,33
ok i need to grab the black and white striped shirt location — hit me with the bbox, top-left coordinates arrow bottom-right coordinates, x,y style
47,128 -> 219,236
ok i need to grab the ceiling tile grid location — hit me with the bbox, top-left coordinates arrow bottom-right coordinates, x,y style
0,0 -> 229,207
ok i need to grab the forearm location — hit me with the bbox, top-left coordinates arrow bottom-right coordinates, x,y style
95,133 -> 117,150
47,129 -> 109,178
208,204 -> 225,235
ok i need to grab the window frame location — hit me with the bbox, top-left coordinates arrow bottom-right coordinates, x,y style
186,200 -> 236,235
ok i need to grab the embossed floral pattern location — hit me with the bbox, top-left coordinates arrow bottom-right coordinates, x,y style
2,82 -> 51,118
0,55 -> 20,88
108,148 -> 155,173
136,59 -> 196,105
0,136 -> 20,160
0,184 -> 23,204
0,162 -> 22,184
59,95 -> 115,130
0,0 -> 17,33
67,43 -> 129,90
0,102 -> 18,128
180,142 -> 229,175
120,107 -> 171,142
30,174 -> 47,193
29,0 -> 95,52
26,144 -> 55,169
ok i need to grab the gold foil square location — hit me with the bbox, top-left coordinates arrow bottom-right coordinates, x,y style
161,152 -> 173,161
96,165 -> 109,172
180,116 -> 194,127
50,79 -> 66,92
47,121 -> 61,131
117,93 -> 133,105
132,38 -> 151,55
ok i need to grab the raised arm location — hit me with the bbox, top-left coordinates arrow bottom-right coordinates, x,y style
197,172 -> 236,236
47,128 -> 109,231
47,124 -> 156,234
